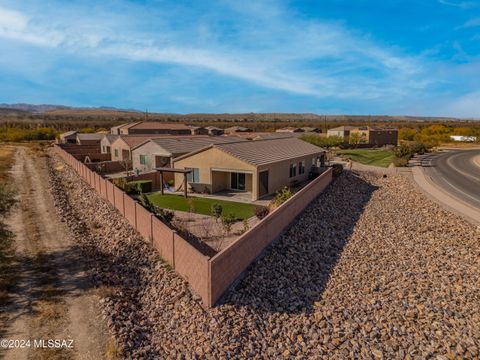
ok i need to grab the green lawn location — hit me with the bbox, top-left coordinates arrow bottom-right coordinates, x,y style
336,149 -> 395,168
146,193 -> 255,220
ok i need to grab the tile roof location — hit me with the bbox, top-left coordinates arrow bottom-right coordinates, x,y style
147,136 -> 241,156
213,137 -> 324,166
128,122 -> 191,130
77,133 -> 104,141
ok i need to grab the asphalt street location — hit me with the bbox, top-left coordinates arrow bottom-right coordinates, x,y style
421,149 -> 480,210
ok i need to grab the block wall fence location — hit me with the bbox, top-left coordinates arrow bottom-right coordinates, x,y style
54,144 -> 333,307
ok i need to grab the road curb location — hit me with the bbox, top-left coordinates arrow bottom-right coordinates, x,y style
411,165 -> 480,226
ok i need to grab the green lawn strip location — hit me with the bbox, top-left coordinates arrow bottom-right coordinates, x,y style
146,193 -> 255,220
336,149 -> 394,168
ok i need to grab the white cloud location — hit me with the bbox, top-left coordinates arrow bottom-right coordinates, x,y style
439,91 -> 480,117
456,17 -> 480,29
0,3 -> 429,102
438,0 -> 476,9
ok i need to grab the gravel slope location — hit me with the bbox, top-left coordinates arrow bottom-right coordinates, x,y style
48,152 -> 480,359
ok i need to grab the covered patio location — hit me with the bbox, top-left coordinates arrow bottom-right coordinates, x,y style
210,169 -> 254,199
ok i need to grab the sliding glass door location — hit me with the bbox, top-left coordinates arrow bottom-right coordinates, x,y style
230,172 -> 246,191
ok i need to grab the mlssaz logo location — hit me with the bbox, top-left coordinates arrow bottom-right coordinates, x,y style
33,339 -> 74,349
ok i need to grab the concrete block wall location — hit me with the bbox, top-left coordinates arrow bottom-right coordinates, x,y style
54,145 -> 333,308
208,168 -> 333,306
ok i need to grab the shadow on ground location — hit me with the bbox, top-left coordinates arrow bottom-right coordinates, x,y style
220,172 -> 378,315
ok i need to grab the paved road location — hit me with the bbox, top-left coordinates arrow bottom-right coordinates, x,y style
421,149 -> 480,210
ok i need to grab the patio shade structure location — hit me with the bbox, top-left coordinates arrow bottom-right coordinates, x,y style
154,167 -> 192,198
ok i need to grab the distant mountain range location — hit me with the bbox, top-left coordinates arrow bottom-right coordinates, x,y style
0,103 -> 477,122
0,103 -> 140,113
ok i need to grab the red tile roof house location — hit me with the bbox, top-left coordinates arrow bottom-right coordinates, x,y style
118,122 -> 194,135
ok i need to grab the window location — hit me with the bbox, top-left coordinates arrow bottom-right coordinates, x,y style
139,155 -> 147,165
114,149 -> 119,157
299,160 -> 305,175
186,168 -> 200,183
289,163 -> 297,178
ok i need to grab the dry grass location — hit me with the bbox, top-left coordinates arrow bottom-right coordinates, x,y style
92,285 -> 116,299
104,337 -> 123,360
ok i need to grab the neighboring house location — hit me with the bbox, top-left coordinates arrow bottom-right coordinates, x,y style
131,136 -> 241,172
110,122 -> 140,135
59,131 -> 77,144
110,135 -> 162,162
119,122 -> 193,135
205,126 -> 224,136
100,134 -> 119,154
350,127 -> 398,146
224,126 -> 252,134
76,133 -> 104,145
276,127 -> 305,133
233,132 -> 297,140
172,137 -> 325,201
450,135 -> 477,142
189,126 -> 209,135
327,126 -> 357,140
301,127 -> 321,133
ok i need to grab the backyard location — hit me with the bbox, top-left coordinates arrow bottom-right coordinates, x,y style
336,149 -> 394,168
146,193 -> 255,220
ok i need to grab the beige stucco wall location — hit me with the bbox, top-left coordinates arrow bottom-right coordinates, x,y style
257,154 -> 319,197
174,147 -> 323,200
132,141 -> 171,173
173,147 -> 256,196
111,139 -> 136,161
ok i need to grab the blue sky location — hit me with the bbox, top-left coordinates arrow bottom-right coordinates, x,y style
0,0 -> 479,117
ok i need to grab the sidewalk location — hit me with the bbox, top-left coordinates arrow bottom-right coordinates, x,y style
411,165 -> 480,226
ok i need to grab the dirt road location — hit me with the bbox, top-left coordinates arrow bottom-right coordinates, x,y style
0,146 -> 108,360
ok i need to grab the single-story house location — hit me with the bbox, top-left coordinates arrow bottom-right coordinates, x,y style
172,137 -> 326,201
110,122 -> 140,135
276,127 -> 305,133
189,126 -> 209,135
232,132 -> 297,140
100,134 -> 119,154
76,133 -> 104,145
59,131 -> 78,144
326,126 -> 357,140
224,126 -> 252,134
205,126 -> 224,136
119,122 -> 193,135
110,135 -> 164,162
131,136 -> 242,172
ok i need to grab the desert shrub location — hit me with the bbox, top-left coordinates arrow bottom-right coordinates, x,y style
127,180 -> 152,194
331,163 -> 343,177
394,141 -> 431,160
271,186 -> 294,208
112,177 -> 127,190
211,203 -> 223,221
255,205 -> 269,219
392,157 -> 409,167
154,207 -> 175,223
221,213 -> 237,234
300,134 -> 344,149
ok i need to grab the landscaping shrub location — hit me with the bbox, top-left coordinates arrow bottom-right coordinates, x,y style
300,134 -> 344,149
271,186 -> 294,208
331,163 -> 343,177
221,213 -> 237,234
211,203 -> 223,221
255,205 -> 269,219
127,180 -> 152,194
392,157 -> 409,167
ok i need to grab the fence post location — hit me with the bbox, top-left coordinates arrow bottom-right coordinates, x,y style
172,231 -> 176,269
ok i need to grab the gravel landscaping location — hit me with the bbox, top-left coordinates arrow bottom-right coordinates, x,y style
48,151 -> 480,359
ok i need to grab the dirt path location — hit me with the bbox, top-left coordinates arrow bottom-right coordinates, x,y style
0,146 -> 108,360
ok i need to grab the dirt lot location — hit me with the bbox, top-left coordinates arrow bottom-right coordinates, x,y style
0,146 -> 110,360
